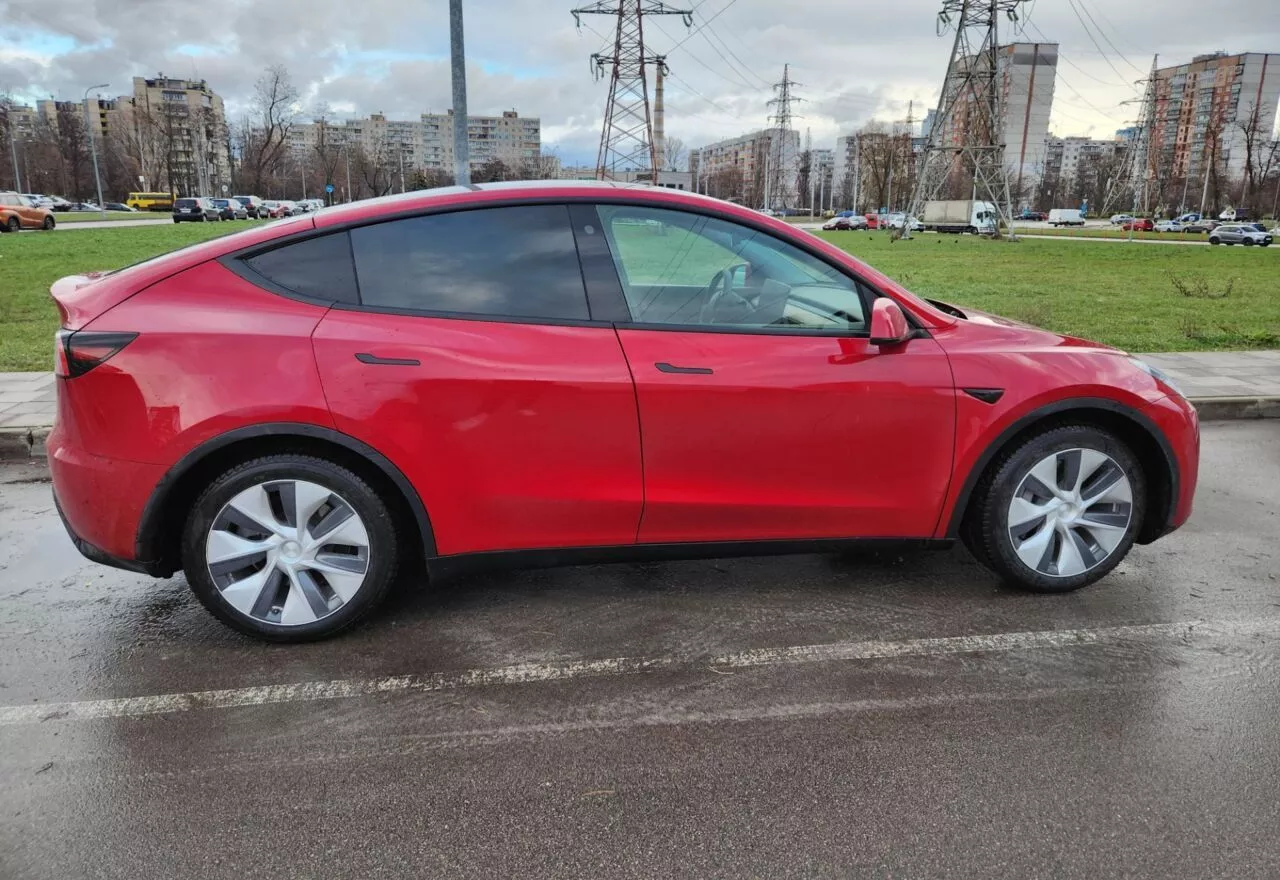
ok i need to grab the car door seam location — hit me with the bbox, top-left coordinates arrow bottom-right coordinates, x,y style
612,325 -> 648,543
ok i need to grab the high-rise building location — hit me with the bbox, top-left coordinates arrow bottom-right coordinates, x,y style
289,110 -> 541,174
689,129 -> 800,205
1149,52 -> 1280,181
128,75 -> 230,194
933,41 -> 1058,198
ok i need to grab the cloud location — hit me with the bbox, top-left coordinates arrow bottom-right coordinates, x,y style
1,0 -> 1276,163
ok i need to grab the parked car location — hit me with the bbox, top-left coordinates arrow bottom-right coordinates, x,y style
882,212 -> 924,231
1218,207 -> 1240,221
1208,224 -> 1272,246
1048,209 -> 1086,227
279,200 -> 302,216
260,200 -> 289,219
22,193 -> 54,209
1017,209 -> 1047,221
234,195 -> 266,218
172,197 -> 222,223
1109,214 -> 1135,226
0,191 -> 56,231
863,212 -> 880,229
1153,220 -> 1182,233
211,198 -> 249,220
45,181 -> 1201,641
1121,218 -> 1154,232
46,195 -> 72,212
103,202 -> 137,212
822,214 -> 868,231
1176,212 -> 1201,224
1182,219 -> 1219,233
67,202 -> 102,212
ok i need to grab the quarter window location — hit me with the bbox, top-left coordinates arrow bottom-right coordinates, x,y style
349,205 -> 590,321
243,232 -> 360,304
597,205 -> 869,333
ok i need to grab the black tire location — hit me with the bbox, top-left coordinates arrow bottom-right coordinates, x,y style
963,424 -> 1146,593
1209,237 -> 1219,245
182,454 -> 400,642
5,216 -> 19,232
42,216 -> 55,230
1243,239 -> 1254,247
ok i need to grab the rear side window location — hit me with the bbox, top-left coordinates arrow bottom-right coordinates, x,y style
349,205 -> 589,321
175,199 -> 197,208
243,232 -> 359,304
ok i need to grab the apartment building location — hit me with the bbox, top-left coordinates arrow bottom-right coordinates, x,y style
933,41 -> 1058,195
689,128 -> 801,205
1043,135 -> 1120,185
289,110 -> 541,172
1148,51 -> 1280,180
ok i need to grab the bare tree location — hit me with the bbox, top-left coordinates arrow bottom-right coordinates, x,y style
241,65 -> 299,194
662,136 -> 687,172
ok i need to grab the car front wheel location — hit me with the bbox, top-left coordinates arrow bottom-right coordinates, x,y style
182,455 -> 400,641
964,425 -> 1145,593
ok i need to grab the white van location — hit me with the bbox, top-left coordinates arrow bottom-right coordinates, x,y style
1048,209 -> 1085,227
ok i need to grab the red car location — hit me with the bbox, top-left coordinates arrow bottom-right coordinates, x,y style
48,182 -> 1199,641
1122,218 -> 1154,232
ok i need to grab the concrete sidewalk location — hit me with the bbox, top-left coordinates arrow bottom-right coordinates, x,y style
3,351 -> 1279,456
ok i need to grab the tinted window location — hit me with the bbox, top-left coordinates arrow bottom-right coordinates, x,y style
175,199 -> 197,208
243,232 -> 359,304
350,205 -> 589,321
598,205 -> 868,333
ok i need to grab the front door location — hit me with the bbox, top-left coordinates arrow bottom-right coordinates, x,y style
592,203 -> 956,544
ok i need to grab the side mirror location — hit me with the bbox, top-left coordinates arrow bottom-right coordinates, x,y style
869,298 -> 911,347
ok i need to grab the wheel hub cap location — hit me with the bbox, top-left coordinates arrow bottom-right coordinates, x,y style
205,479 -> 371,626
1007,448 -> 1134,578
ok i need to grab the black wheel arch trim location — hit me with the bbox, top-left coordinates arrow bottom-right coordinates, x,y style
944,396 -> 1179,543
135,422 -> 437,574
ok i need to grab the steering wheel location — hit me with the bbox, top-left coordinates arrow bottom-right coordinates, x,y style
698,265 -> 753,324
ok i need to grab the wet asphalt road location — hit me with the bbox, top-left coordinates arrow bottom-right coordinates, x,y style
2,420 -> 1278,879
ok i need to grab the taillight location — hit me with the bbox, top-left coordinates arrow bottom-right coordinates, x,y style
54,329 -> 137,377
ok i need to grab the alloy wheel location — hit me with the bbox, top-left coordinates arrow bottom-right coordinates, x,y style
205,479 -> 371,626
1006,448 -> 1133,578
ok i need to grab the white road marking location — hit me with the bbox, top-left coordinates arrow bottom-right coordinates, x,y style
1,618 -> 1272,726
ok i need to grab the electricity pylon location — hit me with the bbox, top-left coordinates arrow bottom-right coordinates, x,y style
903,0 -> 1029,239
572,1 -> 691,180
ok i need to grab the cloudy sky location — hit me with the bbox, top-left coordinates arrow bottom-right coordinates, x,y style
2,0 -> 1277,163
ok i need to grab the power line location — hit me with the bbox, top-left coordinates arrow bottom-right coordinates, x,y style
699,20 -> 772,88
649,19 -> 759,91
1076,0 -> 1148,75
1064,0 -> 1132,87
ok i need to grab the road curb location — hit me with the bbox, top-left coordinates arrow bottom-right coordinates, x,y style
0,397 -> 1275,461
1191,396 -> 1280,421
0,427 -> 49,460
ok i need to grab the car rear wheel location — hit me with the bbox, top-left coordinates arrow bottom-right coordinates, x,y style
182,455 -> 400,641
964,425 -> 1145,593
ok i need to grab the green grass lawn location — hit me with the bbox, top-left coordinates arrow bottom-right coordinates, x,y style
55,212 -> 170,223
0,221 -> 1276,372
0,223 -> 263,370
815,230 -> 1279,352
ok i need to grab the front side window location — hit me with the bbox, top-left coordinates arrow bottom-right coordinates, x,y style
596,205 -> 869,333
349,205 -> 589,321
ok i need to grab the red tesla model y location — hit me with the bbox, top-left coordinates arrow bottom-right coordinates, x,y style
48,182 -> 1199,641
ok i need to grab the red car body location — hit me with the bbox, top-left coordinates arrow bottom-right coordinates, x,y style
48,182 -> 1198,626
1122,218 -> 1154,232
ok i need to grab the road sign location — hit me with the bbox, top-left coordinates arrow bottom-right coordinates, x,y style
221,184 -> 229,193
325,184 -> 335,194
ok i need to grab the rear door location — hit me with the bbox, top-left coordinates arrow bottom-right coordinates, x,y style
285,204 -> 643,556
589,203 -> 956,544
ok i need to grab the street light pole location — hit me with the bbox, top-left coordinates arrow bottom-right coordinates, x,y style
5,112 -> 21,192
84,84 -> 109,216
449,0 -> 471,186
